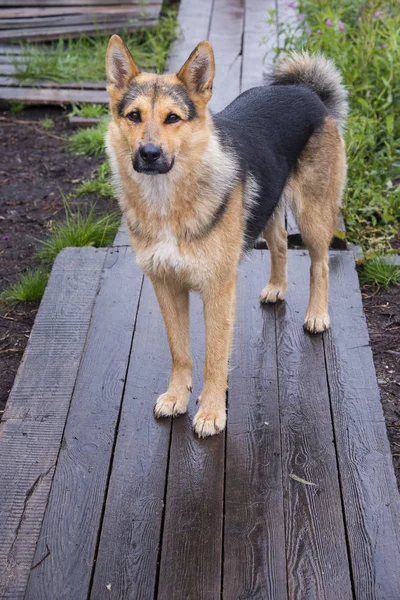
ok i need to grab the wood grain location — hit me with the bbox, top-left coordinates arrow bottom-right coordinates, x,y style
275,250 -> 353,599
90,277 -> 172,600
223,251 -> 287,599
0,76 -> 107,89
0,247 -> 106,599
25,248 -> 143,600
241,0 -> 275,93
2,0 -> 161,6
157,293 -> 225,599
113,218 -> 130,246
0,5 -> 161,19
325,251 -> 400,599
209,0 -> 245,113
0,85 -> 109,104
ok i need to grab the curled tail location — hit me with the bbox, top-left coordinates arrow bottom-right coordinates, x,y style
270,51 -> 348,133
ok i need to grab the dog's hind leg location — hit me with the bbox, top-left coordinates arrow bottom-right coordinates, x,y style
290,116 -> 346,333
260,204 -> 288,303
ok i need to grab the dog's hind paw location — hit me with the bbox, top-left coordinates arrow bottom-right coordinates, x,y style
193,406 -> 226,438
154,391 -> 189,418
260,282 -> 287,304
303,312 -> 330,334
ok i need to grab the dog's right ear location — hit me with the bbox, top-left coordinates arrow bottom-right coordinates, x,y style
106,35 -> 140,92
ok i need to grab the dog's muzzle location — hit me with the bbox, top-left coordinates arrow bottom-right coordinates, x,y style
133,144 -> 174,175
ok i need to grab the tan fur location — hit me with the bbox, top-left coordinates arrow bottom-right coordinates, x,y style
105,36 -> 347,437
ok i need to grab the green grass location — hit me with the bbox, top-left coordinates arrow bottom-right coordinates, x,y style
12,8 -> 178,84
270,0 -> 400,254
37,205 -> 120,265
359,256 -> 400,287
40,117 -> 54,130
76,162 -> 114,199
69,104 -> 109,119
68,119 -> 108,157
0,269 -> 49,304
10,102 -> 24,113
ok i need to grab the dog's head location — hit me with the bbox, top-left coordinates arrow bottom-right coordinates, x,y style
106,36 -> 215,176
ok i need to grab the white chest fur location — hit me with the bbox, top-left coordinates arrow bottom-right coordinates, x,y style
134,229 -> 190,278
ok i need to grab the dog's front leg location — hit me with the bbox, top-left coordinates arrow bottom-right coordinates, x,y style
151,276 -> 193,418
193,276 -> 237,438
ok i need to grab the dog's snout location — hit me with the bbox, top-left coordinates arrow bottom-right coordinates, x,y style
139,144 -> 161,164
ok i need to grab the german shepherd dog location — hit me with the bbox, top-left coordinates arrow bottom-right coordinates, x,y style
105,36 -> 347,438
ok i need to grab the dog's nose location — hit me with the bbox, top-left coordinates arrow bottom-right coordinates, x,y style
139,144 -> 161,164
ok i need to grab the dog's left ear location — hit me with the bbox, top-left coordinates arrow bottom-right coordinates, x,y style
106,34 -> 140,92
177,41 -> 215,101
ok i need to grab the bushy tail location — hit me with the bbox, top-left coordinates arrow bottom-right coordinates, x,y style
270,51 -> 348,133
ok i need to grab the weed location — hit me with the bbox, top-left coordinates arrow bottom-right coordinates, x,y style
40,118 -> 55,130
9,103 -> 24,113
37,204 -> 119,264
76,162 -> 114,199
69,104 -> 108,119
68,120 -> 108,157
359,256 -> 400,287
0,269 -> 49,304
12,8 -> 178,84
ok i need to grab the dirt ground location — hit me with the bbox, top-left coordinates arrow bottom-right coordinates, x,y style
1,106 -> 399,487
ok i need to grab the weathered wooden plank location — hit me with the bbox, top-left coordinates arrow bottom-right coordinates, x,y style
157,293 -> 225,599
0,19 -> 157,43
0,9 -> 160,29
25,247 -> 143,600
209,0 -> 245,113
0,5 -> 161,19
0,76 -> 107,89
113,218 -> 130,246
241,0 -> 275,92
223,251 -> 287,599
325,251 -> 400,599
166,0 -> 214,73
275,250 -> 353,599
0,247 -> 106,599
68,115 -> 102,128
2,0 -> 161,6
0,85 -> 109,104
90,277 -> 172,600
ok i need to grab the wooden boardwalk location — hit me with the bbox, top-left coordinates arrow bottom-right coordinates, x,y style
1,1 -> 400,599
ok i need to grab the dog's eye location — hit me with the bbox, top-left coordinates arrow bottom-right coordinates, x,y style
165,113 -> 181,124
126,111 -> 141,123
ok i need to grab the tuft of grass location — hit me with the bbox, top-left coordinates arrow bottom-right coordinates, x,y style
12,8 -> 178,84
69,103 -> 109,119
359,256 -> 400,288
10,102 -> 24,113
40,117 -> 54,130
68,119 -> 108,157
37,205 -> 120,264
270,0 -> 400,253
0,269 -> 49,305
76,162 -> 114,199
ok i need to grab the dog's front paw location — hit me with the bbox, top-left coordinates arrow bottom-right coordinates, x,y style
193,405 -> 226,438
303,312 -> 330,333
260,282 -> 287,303
154,390 -> 190,418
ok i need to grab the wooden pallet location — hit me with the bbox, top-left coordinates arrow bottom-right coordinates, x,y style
0,2 -> 161,42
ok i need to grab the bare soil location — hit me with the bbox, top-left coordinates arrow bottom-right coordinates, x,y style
1,107 -> 399,488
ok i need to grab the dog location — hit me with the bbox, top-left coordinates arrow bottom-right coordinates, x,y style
105,36 -> 347,438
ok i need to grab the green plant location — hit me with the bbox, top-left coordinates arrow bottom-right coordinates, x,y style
9,102 -> 24,113
40,117 -> 55,130
359,256 -> 400,287
37,204 -> 119,264
0,269 -> 49,304
268,0 -> 400,253
69,104 -> 109,119
76,162 -> 114,198
68,120 -> 108,157
12,8 -> 178,84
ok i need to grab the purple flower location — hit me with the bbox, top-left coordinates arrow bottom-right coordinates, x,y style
374,11 -> 383,18
316,29 -> 322,34
325,18 -> 332,27
345,90 -> 350,96
338,20 -> 346,31
287,1 -> 297,8
297,13 -> 306,21
3,235 -> 9,241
